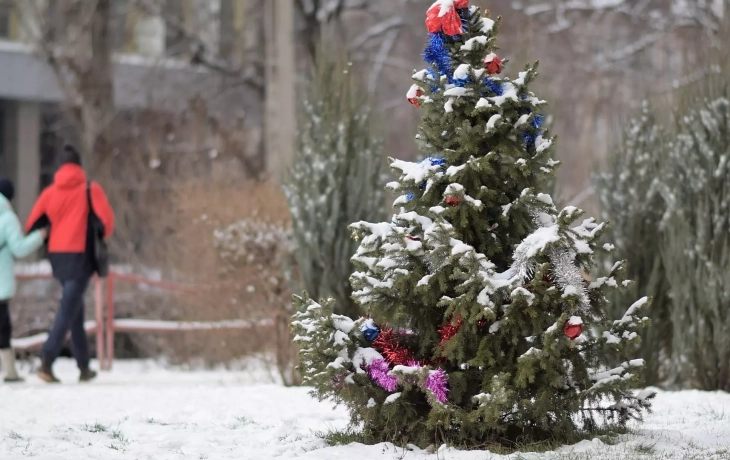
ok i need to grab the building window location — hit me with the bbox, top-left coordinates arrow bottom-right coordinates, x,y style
136,13 -> 166,57
39,103 -> 75,189
110,0 -> 132,53
165,0 -> 222,61
164,0 -> 188,58
0,2 -> 13,39
109,0 -> 226,61
111,0 -> 166,58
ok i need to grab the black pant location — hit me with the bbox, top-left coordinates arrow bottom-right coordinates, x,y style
42,278 -> 91,369
0,301 -> 10,349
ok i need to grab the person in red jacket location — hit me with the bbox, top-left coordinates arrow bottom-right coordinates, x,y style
26,145 -> 114,383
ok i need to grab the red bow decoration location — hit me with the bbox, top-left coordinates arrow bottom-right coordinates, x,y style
426,0 -> 469,36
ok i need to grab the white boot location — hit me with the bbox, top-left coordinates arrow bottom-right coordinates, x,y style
0,348 -> 23,383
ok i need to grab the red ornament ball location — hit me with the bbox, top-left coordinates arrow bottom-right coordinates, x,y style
484,54 -> 503,75
563,319 -> 583,340
407,89 -> 424,108
445,196 -> 461,206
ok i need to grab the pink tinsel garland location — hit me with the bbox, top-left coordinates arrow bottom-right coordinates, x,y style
368,359 -> 449,403
368,359 -> 398,392
425,369 -> 449,403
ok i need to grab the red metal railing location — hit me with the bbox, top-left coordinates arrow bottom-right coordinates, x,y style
14,271 -> 272,371
101,271 -> 196,370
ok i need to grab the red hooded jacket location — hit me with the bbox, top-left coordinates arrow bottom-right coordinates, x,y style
26,164 -> 114,279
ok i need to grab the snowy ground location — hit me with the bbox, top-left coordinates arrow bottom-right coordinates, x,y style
1,359 -> 730,460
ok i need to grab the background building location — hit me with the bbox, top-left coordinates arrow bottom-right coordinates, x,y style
0,0 -> 291,222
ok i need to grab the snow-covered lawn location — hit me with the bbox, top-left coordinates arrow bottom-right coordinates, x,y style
1,359 -> 729,460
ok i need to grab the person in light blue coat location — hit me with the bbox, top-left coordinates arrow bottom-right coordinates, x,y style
0,179 -> 46,382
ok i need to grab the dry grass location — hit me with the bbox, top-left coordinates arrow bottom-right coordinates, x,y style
144,179 -> 299,380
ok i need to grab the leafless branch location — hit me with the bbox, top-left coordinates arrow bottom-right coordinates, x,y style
512,0 -> 723,65
131,0 -> 264,92
351,16 -> 406,51
514,0 -> 721,29
367,29 -> 400,95
18,0 -> 119,161
296,0 -> 413,64
651,64 -> 724,94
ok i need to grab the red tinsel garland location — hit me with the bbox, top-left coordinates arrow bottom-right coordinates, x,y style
438,316 -> 463,347
375,314 -> 494,366
438,315 -> 490,349
373,328 -> 415,366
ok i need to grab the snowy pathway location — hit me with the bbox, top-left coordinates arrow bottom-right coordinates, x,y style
1,359 -> 729,459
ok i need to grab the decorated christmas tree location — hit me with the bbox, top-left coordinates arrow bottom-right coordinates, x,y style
292,0 -> 653,448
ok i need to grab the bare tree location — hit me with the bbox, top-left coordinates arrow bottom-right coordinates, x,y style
295,0 -> 408,62
17,0 -> 115,170
131,0 -> 265,91
295,0 -> 421,96
511,0 -> 725,70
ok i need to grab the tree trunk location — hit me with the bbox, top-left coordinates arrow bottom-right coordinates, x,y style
80,0 -> 114,172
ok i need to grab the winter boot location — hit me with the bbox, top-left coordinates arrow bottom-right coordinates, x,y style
0,349 -> 23,383
79,368 -> 97,383
37,359 -> 60,383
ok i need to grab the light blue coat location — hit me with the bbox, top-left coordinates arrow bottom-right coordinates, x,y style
0,195 -> 44,301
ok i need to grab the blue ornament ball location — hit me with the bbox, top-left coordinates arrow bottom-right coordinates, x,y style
429,157 -> 447,167
361,319 -> 380,341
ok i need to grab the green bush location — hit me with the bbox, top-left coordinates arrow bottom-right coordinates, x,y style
597,97 -> 730,390
283,45 -> 385,319
595,103 -> 673,385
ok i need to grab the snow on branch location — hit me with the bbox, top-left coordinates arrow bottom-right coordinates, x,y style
614,296 -> 650,327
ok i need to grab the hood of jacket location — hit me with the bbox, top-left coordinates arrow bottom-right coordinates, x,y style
54,164 -> 87,189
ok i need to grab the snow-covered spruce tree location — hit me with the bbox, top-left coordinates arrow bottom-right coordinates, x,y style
658,97 -> 730,391
293,1 -> 653,448
595,103 -> 673,385
283,46 -> 385,319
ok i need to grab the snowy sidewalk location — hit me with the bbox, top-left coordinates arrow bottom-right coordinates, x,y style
1,359 -> 730,460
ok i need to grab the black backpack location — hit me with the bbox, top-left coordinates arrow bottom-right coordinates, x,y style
87,182 -> 109,277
